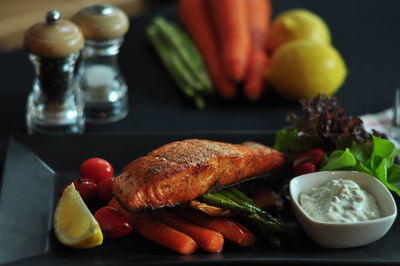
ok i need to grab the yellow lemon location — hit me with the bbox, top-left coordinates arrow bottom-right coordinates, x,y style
269,9 -> 331,51
53,183 -> 103,249
267,40 -> 347,101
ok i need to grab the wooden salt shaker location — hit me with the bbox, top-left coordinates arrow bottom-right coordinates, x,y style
72,5 -> 130,123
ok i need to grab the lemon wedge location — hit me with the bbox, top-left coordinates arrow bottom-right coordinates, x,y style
53,183 -> 103,248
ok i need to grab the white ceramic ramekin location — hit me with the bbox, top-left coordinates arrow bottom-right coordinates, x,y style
289,171 -> 397,248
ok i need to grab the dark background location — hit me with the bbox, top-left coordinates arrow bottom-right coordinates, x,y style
1,1 -> 400,264
0,0 -> 399,167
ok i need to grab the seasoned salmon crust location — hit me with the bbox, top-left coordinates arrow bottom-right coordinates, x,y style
113,139 -> 285,212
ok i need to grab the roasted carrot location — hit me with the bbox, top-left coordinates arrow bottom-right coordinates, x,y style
108,198 -> 132,217
178,0 -> 236,99
152,209 -> 224,253
206,0 -> 250,82
132,213 -> 198,255
108,198 -> 198,255
176,208 -> 255,247
243,0 -> 272,100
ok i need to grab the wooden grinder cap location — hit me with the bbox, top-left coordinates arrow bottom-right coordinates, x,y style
72,5 -> 129,41
24,10 -> 84,58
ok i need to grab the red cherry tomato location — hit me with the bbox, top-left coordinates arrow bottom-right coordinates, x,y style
62,178 -> 98,201
293,149 -> 324,167
98,177 -> 114,203
80,158 -> 114,184
94,206 -> 133,239
293,162 -> 316,177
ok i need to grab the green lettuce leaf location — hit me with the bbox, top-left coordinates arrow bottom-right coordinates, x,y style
349,141 -> 372,162
370,135 -> 398,168
388,164 -> 400,195
369,156 -> 388,182
352,161 -> 373,175
319,135 -> 400,197
273,129 -> 312,152
368,156 -> 400,196
320,148 -> 357,171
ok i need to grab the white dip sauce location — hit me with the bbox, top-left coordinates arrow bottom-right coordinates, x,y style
299,178 -> 381,223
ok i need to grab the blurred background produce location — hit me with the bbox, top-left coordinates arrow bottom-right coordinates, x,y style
268,9 -> 331,50
177,0 -> 273,104
268,40 -> 347,100
144,0 -> 347,108
1,0 -> 398,136
267,8 -> 346,100
147,16 -> 212,109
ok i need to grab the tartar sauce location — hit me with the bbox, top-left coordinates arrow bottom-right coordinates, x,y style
299,178 -> 381,223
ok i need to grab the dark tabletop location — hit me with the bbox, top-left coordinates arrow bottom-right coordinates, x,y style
0,0 -> 399,169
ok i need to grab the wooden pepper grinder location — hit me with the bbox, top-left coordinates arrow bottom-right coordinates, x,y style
24,10 -> 85,134
72,5 -> 130,123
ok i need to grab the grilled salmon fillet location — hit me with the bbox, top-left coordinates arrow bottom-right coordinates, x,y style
113,139 -> 285,212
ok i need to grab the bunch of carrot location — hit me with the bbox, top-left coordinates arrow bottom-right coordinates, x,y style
178,0 -> 272,100
108,198 -> 255,255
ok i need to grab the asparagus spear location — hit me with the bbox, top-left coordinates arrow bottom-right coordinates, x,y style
193,95 -> 206,109
200,188 -> 296,246
230,188 -> 255,204
179,30 -> 213,93
148,27 -> 205,108
221,189 -> 285,226
147,18 -> 210,109
153,17 -> 212,93
147,25 -> 199,95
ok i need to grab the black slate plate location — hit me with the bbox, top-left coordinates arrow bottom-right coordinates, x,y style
0,132 -> 399,266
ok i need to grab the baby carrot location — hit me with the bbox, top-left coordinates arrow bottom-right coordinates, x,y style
176,208 -> 255,247
152,209 -> 224,253
133,213 -> 198,255
108,198 -> 132,218
178,0 -> 236,99
108,198 -> 198,255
